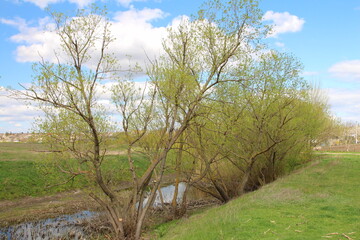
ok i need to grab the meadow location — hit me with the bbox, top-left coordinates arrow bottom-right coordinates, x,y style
154,154 -> 360,239
0,142 -> 147,200
2,142 -> 360,240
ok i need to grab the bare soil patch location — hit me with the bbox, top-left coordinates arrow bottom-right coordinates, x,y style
105,150 -> 127,155
0,190 -> 99,227
319,144 -> 360,152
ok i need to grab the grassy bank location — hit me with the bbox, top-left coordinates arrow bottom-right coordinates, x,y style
0,142 -> 148,200
155,154 -> 360,239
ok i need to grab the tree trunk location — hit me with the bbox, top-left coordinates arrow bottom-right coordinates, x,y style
238,161 -> 254,196
171,178 -> 180,217
180,182 -> 189,216
211,177 -> 230,203
89,193 -> 125,239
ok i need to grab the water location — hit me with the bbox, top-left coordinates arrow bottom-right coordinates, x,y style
143,182 -> 209,207
0,183 -> 210,239
153,182 -> 187,207
0,211 -> 96,240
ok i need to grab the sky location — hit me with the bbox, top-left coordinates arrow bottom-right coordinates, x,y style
0,0 -> 360,133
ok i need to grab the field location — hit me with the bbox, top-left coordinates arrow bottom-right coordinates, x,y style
2,142 -> 360,239
0,142 -> 64,200
155,154 -> 360,239
320,144 -> 360,152
0,142 -> 149,200
0,142 -> 148,226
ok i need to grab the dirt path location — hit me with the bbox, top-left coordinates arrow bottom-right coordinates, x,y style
0,190 -> 99,227
317,152 -> 360,156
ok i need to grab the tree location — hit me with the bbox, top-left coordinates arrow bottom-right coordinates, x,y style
13,5 -> 130,238
180,51 -> 333,202
110,0 -> 269,238
134,0 -> 268,208
12,0 -> 292,239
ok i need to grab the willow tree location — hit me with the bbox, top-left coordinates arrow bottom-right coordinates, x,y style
15,0 -> 271,239
111,0 -> 269,238
14,5 -> 127,238
181,51 -> 333,202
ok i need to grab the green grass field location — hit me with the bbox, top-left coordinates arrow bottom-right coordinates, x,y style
2,142 -> 360,239
155,154 -> 360,239
0,142 -> 148,200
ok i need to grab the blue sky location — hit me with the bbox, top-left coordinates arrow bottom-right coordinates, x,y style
1,0 -> 360,133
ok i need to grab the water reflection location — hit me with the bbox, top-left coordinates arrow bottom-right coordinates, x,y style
145,182 -> 187,207
143,182 -> 209,207
0,211 -> 96,240
0,183 -> 212,239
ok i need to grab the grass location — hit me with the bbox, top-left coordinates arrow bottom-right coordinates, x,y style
0,142 -> 48,161
0,142 -> 148,200
156,154 -> 360,240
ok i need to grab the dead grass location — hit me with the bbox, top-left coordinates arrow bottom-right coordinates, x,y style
0,190 -> 99,227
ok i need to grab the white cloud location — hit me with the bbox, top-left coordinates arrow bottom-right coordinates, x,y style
0,17 -> 27,28
0,87 -> 43,132
17,0 -> 151,8
113,7 -> 166,23
68,0 -> 95,7
2,8 -> 169,68
275,41 -> 285,48
327,88 -> 360,122
263,11 -> 305,38
18,0 -> 96,8
329,60 -> 360,81
108,8 -> 168,67
22,0 -> 61,9
117,0 -> 148,8
1,17 -> 61,63
1,7 -> 171,132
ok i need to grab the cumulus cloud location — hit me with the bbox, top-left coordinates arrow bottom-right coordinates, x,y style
19,0 -> 97,8
117,0 -> 148,8
1,6 -> 170,132
326,88 -> 360,122
108,8 -> 168,67
68,0 -> 96,7
1,16 -> 61,63
263,11 -> 305,38
329,60 -> 360,81
18,0 -> 151,8
0,87 -> 42,132
1,7 -> 169,68
22,0 -> 61,8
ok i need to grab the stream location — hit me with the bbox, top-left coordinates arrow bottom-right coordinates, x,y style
143,182 -> 187,207
0,211 -> 96,240
0,183 -> 209,239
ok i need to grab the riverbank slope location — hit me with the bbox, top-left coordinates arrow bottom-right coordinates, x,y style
155,154 -> 360,239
